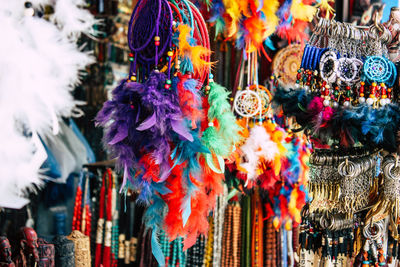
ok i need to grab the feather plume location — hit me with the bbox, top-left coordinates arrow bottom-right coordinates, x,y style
142,194 -> 167,265
240,125 -> 279,181
222,0 -> 241,37
202,125 -> 230,156
273,87 -> 314,127
0,0 -> 94,207
199,155 -> 224,207
182,188 -> 209,249
175,74 -> 204,129
290,0 -> 317,22
260,0 -> 280,37
177,24 -> 212,75
163,163 -> 185,240
51,0 -> 97,41
208,0 -> 226,38
206,82 -> 242,156
277,19 -> 309,44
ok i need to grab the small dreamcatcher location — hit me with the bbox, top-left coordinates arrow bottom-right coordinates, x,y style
234,52 -> 272,120
272,44 -> 304,87
233,89 -> 262,118
364,56 -> 397,86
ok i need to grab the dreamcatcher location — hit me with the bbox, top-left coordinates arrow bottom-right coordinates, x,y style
233,52 -> 273,120
272,44 -> 304,87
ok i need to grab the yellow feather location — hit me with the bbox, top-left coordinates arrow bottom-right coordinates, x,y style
261,0 -> 279,37
223,0 -> 242,37
290,0 -> 317,22
315,0 -> 335,17
177,24 -> 212,73
289,189 -> 301,223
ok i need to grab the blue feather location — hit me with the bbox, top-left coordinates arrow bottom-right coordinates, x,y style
264,38 -> 276,51
182,196 -> 191,226
181,56 -> 194,73
151,227 -> 165,266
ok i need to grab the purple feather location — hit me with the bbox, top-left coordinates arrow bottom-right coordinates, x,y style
171,119 -> 193,141
137,112 -> 157,131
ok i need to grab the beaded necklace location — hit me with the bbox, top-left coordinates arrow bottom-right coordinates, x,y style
241,195 -> 251,267
264,218 -> 277,267
251,189 -> 264,267
159,230 -> 170,266
221,204 -> 233,266
111,174 -> 119,267
213,187 -> 228,267
187,235 -> 205,266
203,217 -> 214,267
232,203 -> 242,267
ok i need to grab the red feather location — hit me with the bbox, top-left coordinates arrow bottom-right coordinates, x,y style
177,73 -> 204,129
258,160 -> 279,190
163,163 -> 185,240
138,153 -> 160,182
277,19 -> 309,44
182,189 -> 209,250
199,155 -> 224,211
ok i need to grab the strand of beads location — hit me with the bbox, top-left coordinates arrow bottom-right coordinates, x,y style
213,187 -> 228,266
160,230 -> 170,266
232,203 -> 242,267
221,204 -> 234,266
203,217 -> 214,267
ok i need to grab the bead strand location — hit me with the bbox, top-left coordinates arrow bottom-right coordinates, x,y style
203,217 -> 214,267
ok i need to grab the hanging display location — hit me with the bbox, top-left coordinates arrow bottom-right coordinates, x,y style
272,13 -> 400,266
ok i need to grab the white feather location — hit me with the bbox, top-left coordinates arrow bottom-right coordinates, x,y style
240,125 -> 279,181
0,0 -> 95,207
51,0 -> 98,41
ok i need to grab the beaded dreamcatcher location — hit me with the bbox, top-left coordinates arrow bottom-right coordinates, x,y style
272,44 -> 304,87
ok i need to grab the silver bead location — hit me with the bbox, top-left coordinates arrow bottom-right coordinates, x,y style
343,101 -> 351,108
295,83 -> 300,89
358,97 -> 365,104
366,98 -> 374,105
323,99 -> 330,107
332,101 -> 339,109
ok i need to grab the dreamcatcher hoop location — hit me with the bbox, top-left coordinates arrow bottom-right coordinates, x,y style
233,88 -> 262,118
249,85 -> 272,118
272,44 -> 303,87
363,56 -> 392,84
319,50 -> 338,83
336,57 -> 358,84
128,0 -> 172,66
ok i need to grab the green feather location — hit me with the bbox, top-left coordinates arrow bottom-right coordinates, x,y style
208,82 -> 231,120
202,126 -> 230,156
206,82 -> 243,150
219,112 -> 242,145
214,19 -> 226,39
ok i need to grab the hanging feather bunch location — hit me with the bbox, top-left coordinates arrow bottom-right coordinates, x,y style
0,0 -> 95,208
274,86 -> 400,151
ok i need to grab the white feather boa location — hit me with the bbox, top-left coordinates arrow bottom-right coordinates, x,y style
0,0 -> 95,208
240,125 -> 279,182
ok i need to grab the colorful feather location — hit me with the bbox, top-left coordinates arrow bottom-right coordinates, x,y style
290,0 -> 317,22
175,73 -> 204,129
177,24 -> 212,75
240,125 -> 279,181
222,0 -> 241,37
